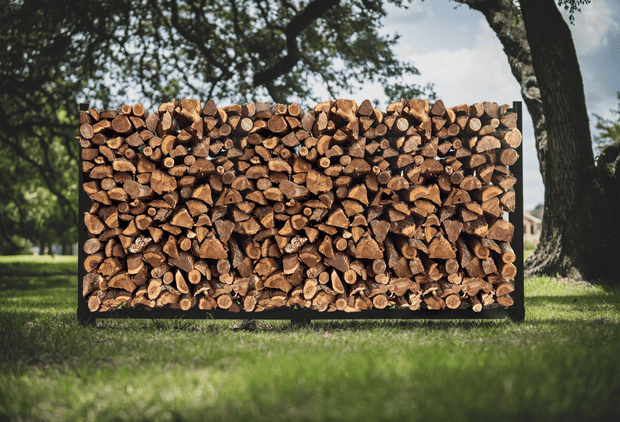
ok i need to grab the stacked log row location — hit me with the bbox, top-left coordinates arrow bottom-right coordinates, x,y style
79,98 -> 520,313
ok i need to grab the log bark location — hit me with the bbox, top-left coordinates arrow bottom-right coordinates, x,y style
81,97 -> 521,313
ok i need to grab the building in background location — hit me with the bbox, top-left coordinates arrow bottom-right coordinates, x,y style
523,211 -> 542,245
32,244 -> 78,256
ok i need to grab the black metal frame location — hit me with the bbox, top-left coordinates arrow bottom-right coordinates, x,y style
77,101 -> 525,325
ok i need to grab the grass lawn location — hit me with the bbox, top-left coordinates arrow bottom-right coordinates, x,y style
0,255 -> 619,422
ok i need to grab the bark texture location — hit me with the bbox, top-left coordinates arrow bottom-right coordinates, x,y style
519,0 -> 615,280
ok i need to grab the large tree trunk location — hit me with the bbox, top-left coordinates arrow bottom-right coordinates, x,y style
519,0 -> 615,280
458,0 -> 618,281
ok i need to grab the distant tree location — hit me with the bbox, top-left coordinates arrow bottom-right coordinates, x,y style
453,0 -> 619,282
104,0 -> 434,107
530,203 -> 544,220
0,0 -> 127,253
592,91 -> 620,155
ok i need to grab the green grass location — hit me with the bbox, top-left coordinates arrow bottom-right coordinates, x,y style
0,255 -> 619,422
524,249 -> 533,261
524,245 -> 536,261
0,255 -> 77,276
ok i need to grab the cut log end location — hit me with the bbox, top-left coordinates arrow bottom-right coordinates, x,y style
81,98 -> 518,315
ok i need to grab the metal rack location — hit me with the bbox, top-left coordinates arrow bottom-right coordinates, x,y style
77,101 -> 525,325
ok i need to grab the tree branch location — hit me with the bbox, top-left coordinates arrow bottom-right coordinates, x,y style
165,0 -> 233,79
253,0 -> 340,90
0,215 -> 22,250
229,0 -> 245,42
0,132 -> 76,222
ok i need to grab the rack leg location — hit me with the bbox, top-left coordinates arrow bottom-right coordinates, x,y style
77,312 -> 97,327
290,317 -> 312,327
508,307 -> 525,322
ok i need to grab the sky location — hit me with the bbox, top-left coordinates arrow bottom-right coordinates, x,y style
320,0 -> 620,211
101,0 -> 619,211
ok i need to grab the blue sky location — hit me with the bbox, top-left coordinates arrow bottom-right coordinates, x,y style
329,0 -> 620,211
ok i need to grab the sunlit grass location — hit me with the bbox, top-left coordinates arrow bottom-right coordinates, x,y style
0,254 -> 77,263
0,254 -> 77,277
0,257 -> 619,421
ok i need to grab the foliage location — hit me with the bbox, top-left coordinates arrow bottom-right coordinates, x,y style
0,0 -> 434,252
593,94 -> 619,203
530,203 -> 544,219
106,0 -> 434,107
0,0 -> 128,252
592,91 -> 620,154
0,257 -> 619,421
555,0 -> 591,23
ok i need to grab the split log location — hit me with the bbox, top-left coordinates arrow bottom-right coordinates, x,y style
81,97 -> 519,313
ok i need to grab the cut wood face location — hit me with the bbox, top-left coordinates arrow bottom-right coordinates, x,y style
80,98 -> 518,314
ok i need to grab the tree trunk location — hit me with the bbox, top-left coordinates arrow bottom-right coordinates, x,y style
460,0 -> 619,281
519,0 -> 615,280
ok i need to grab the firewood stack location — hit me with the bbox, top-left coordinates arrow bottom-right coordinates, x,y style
79,98 -> 520,313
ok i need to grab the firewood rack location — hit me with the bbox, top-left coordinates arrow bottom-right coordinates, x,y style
77,101 -> 525,325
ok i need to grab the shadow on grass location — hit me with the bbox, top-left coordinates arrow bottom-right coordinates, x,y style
76,316 -> 620,334
0,275 -> 77,313
235,318 -> 514,333
529,318 -> 619,326
527,294 -> 620,303
0,275 -> 76,291
223,316 -> 620,335
0,260 -> 77,277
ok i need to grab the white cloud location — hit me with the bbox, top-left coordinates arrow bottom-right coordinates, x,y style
593,97 -> 619,121
402,18 -> 544,209
323,9 -> 548,210
405,19 -> 519,106
560,0 -> 620,54
385,0 -> 426,16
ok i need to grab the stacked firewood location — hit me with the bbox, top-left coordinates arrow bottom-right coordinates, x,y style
79,98 -> 520,313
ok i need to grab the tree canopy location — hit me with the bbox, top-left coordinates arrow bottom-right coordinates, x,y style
89,0 -> 435,107
0,0 -> 121,253
0,0 -> 433,253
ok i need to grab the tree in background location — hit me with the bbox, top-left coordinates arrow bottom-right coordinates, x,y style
453,0 -> 619,282
593,92 -> 620,153
0,0 -> 433,254
0,0 -> 126,254
592,92 -> 620,183
530,203 -> 544,220
104,0 -> 434,107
